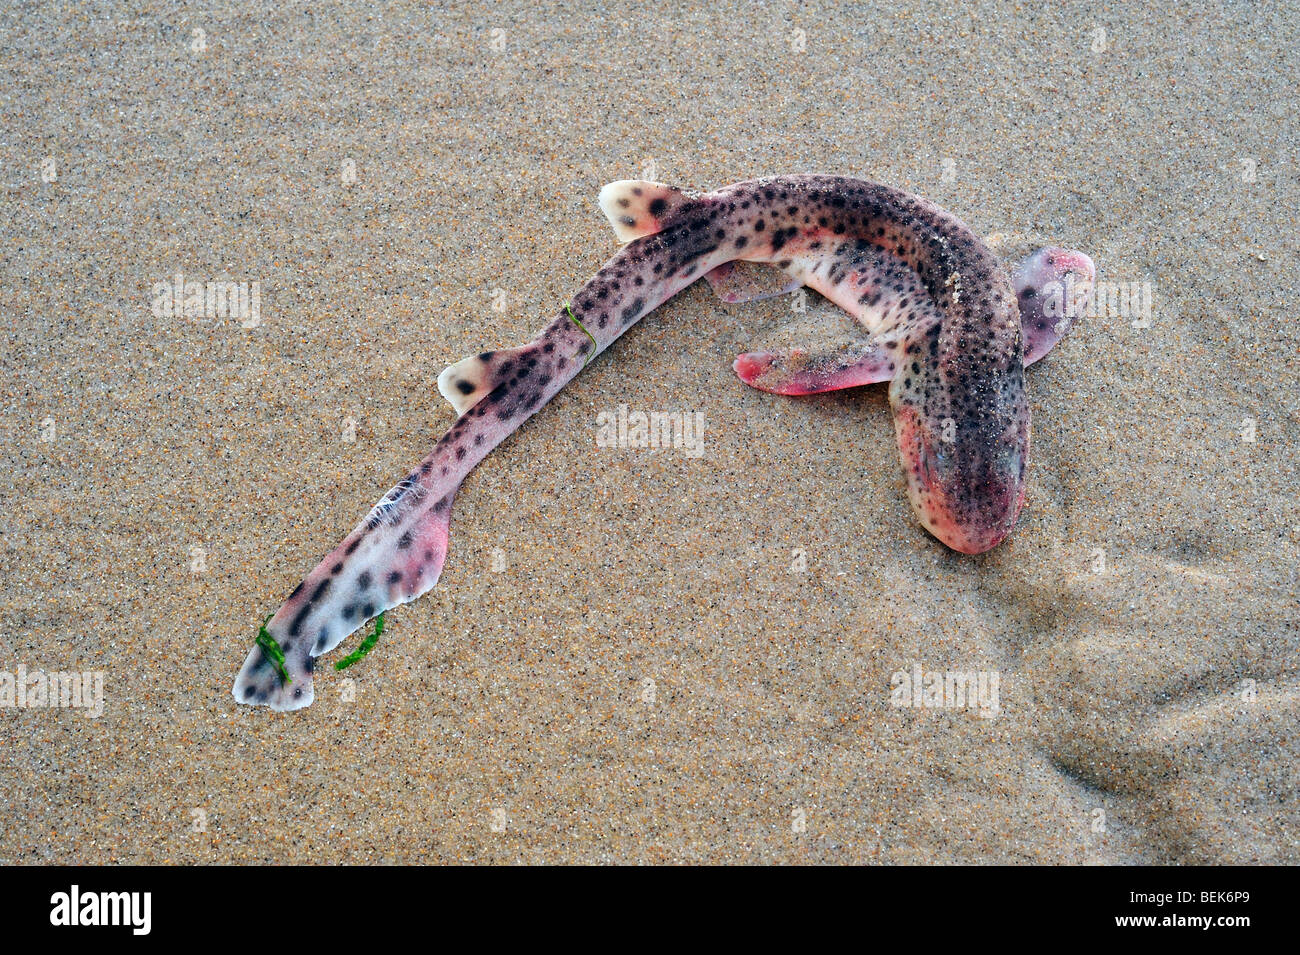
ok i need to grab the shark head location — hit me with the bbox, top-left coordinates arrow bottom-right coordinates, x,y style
893,371 -> 1030,555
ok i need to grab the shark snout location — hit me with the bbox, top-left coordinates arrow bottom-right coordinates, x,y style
898,404 -> 1028,555
916,460 -> 1024,554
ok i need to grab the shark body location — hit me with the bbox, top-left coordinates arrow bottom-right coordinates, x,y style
234,175 -> 1094,711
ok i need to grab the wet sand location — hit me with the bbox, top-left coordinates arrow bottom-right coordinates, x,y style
1,1 -> 1296,863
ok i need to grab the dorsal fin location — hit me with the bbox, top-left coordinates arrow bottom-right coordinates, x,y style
436,344 -> 532,416
598,180 -> 693,242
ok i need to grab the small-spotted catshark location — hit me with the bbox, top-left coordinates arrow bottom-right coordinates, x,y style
234,175 -> 1094,710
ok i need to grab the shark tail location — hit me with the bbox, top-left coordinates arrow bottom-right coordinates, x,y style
232,466 -> 462,711
234,317 -> 584,711
236,179 -> 700,713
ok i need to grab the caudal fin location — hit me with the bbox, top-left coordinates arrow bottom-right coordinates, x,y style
235,315 -> 585,711
232,473 -> 459,711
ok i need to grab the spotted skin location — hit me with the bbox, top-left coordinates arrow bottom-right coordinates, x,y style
233,175 -> 1092,710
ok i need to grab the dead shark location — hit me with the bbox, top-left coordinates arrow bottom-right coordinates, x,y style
233,175 -> 1094,711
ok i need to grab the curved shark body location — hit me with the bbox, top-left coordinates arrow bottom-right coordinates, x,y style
234,175 -> 1094,710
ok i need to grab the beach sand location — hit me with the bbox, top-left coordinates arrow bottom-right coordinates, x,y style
1,0 -> 1296,863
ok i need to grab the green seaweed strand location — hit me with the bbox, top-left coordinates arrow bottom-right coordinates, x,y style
564,302 -> 598,366
334,611 -> 384,671
256,614 -> 292,686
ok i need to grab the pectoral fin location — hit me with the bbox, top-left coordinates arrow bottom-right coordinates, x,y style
1013,247 -> 1095,365
733,339 -> 899,395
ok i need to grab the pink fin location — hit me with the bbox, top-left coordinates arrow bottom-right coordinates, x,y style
734,341 -> 897,395
1014,247 -> 1096,365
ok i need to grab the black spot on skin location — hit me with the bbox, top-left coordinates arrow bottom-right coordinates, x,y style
289,602 -> 312,637
304,656 -> 315,674
362,603 -> 375,618
388,571 -> 402,584
345,539 -> 361,555
289,581 -> 305,600
456,379 -> 475,395
755,220 -> 765,232
342,603 -> 356,619
397,530 -> 413,549
310,580 -> 330,603
735,236 -> 747,248
424,550 -> 434,561
243,686 -> 255,700
456,447 -> 466,460
620,298 -> 645,324
648,197 -> 668,216
357,572 -> 372,590
479,351 -> 495,361
294,687 -> 303,699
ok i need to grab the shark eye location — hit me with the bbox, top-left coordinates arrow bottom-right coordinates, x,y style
919,430 -> 954,490
933,443 -> 952,474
